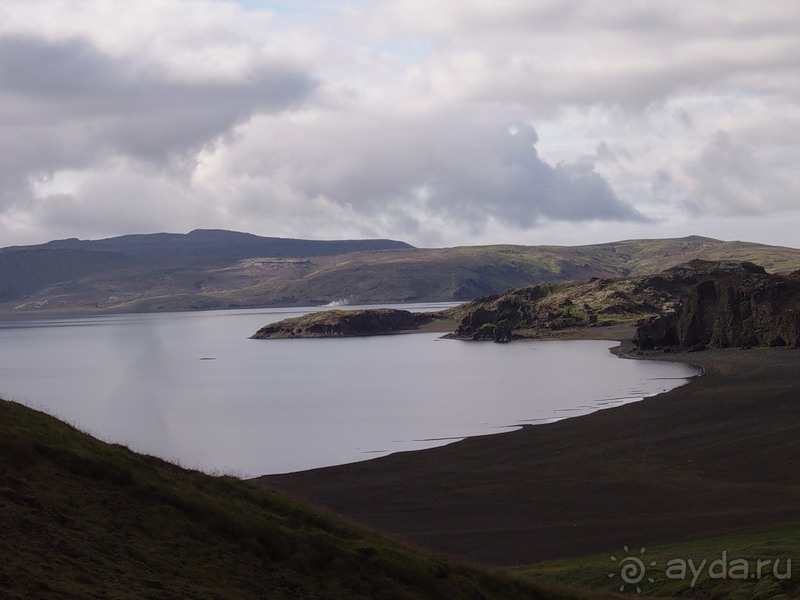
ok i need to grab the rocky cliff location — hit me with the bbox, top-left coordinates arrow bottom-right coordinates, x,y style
251,261 -> 800,348
452,260 -> 800,349
635,265 -> 800,349
449,261 -> 711,341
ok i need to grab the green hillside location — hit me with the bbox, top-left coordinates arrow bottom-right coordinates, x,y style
517,524 -> 799,599
0,398 -> 565,600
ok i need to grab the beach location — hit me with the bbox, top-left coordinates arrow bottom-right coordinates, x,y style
258,329 -> 800,566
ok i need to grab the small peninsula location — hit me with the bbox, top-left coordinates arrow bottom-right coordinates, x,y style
252,260 -> 800,350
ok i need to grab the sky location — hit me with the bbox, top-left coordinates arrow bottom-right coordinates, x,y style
0,0 -> 798,249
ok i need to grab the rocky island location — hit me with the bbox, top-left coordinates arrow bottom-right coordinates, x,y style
251,308 -> 450,339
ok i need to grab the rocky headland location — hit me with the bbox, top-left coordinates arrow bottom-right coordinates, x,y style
252,260 -> 800,351
634,263 -> 799,350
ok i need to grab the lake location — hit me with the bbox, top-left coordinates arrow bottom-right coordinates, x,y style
0,304 -> 701,476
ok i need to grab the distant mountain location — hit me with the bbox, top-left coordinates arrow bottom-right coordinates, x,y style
1,233 -> 799,314
1,229 -> 413,259
0,230 -> 412,306
0,248 -> 141,303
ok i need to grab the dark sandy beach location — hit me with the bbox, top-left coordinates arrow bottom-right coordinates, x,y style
258,328 -> 800,567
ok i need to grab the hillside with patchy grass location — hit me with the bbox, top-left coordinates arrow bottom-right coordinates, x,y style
0,398 -> 568,600
2,234 -> 799,314
254,260 -> 800,349
449,259 -> 800,345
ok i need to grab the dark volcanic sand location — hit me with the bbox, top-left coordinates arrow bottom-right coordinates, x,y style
257,329 -> 800,567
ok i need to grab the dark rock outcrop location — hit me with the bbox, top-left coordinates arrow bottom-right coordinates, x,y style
452,260 -> 799,349
450,264 -> 692,341
470,319 -> 514,343
635,266 -> 800,349
252,308 -> 436,339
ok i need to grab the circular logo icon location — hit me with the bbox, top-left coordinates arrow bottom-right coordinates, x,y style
609,546 -> 656,593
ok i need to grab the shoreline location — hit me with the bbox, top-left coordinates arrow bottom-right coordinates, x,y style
4,307 -> 797,566
259,327 -> 800,567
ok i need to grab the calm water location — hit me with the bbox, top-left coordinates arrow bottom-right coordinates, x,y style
0,304 -> 700,476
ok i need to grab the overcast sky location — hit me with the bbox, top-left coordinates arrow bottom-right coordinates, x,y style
0,0 -> 798,248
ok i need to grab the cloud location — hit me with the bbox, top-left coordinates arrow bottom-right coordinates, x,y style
28,160 -> 210,237
192,106 -> 647,241
651,130 -> 800,217
350,0 -> 799,108
0,0 -> 797,248
0,33 -> 314,195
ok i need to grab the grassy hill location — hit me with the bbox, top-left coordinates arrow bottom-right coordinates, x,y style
248,236 -> 800,306
1,234 -> 799,313
0,398 -> 570,600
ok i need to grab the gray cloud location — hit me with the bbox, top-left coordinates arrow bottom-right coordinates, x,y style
365,1 -> 798,109
649,129 -> 799,221
0,33 -> 315,205
0,0 -> 797,248
0,36 -> 313,118
215,108 -> 647,236
687,132 -> 761,214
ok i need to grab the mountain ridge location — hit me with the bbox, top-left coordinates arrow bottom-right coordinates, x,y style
1,228 -> 413,259
1,232 -> 799,314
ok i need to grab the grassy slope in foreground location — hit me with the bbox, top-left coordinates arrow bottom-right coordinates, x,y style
0,398 -> 566,600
